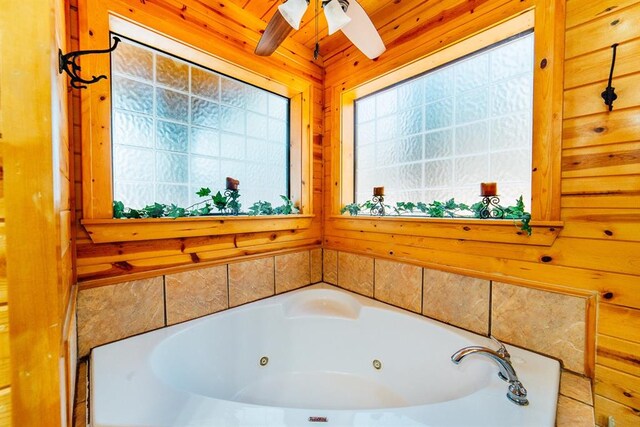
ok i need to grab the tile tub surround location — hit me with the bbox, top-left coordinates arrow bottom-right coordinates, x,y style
322,250 -> 592,376
228,257 -> 275,307
77,277 -> 165,357
323,248 -> 338,284
375,258 -> 422,313
492,282 -> 587,374
556,371 -> 595,426
423,270 -> 490,335
165,265 -> 228,325
275,251 -> 311,293
76,249 -> 322,357
337,251 -> 374,297
310,248 -> 323,283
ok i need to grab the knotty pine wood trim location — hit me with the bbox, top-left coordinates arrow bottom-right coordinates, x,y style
330,216 -> 562,246
82,215 -> 315,243
80,1 -> 316,221
78,243 -> 321,289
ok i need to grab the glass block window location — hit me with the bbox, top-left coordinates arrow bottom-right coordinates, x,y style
354,32 -> 533,207
111,36 -> 289,209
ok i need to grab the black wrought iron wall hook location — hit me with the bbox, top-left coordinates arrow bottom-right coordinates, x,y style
59,36 -> 121,89
601,43 -> 619,111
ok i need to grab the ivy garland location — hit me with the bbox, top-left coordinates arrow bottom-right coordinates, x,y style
341,196 -> 532,235
113,187 -> 299,219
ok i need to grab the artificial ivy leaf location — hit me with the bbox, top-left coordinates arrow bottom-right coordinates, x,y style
212,191 -> 228,210
167,204 -> 186,218
196,187 -> 212,197
144,203 -> 166,218
126,209 -> 142,219
113,200 -> 125,219
404,202 -> 416,212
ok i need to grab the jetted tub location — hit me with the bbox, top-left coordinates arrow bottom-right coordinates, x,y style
91,283 -> 560,426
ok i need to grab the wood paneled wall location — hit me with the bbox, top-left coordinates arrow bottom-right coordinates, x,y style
323,0 -> 639,425
73,0 -> 324,286
0,114 -> 8,426
564,1 -> 640,424
69,0 -> 638,424
1,0 -> 76,425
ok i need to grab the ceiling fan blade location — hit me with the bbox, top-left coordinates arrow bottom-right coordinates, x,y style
341,0 -> 386,59
255,10 -> 295,56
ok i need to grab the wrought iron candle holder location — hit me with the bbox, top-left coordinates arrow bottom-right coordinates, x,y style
223,189 -> 241,215
224,177 -> 241,215
370,195 -> 386,216
479,195 -> 505,219
369,186 -> 386,216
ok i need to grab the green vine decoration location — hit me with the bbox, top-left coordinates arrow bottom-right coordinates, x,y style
113,187 -> 299,219
341,196 -> 532,235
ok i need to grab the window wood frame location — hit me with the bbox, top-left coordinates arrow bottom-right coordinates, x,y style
79,1 -> 313,242
336,7 -> 564,244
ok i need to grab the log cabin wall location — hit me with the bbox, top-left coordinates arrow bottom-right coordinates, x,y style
322,0 -> 639,425
1,0 -> 76,425
0,102 -> 8,424
73,0 -> 324,286
68,0 -> 639,425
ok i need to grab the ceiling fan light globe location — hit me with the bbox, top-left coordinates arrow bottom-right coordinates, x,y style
324,0 -> 351,35
278,0 -> 308,30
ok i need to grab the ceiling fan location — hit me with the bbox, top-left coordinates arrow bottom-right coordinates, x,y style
255,0 -> 386,60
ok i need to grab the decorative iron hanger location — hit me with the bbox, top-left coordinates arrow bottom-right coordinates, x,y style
601,43 -> 619,111
59,36 -> 121,89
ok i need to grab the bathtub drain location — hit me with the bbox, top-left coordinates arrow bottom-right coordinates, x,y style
373,359 -> 382,370
259,356 -> 269,366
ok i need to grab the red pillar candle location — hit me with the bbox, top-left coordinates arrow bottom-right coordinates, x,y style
226,177 -> 240,191
373,186 -> 385,197
480,182 -> 497,196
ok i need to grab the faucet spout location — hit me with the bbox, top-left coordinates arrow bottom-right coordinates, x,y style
451,346 -> 519,382
451,343 -> 529,406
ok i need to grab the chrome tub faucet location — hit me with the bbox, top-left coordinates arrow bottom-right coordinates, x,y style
451,337 -> 529,406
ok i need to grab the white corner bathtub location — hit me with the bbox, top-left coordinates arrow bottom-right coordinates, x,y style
91,283 -> 560,426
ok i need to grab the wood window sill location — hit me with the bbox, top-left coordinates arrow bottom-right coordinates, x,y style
82,215 -> 315,243
329,216 -> 563,246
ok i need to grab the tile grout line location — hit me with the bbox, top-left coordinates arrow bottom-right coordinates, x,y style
226,263 -> 230,309
421,267 -> 425,315
336,251 -> 339,287
162,275 -> 168,327
488,280 -> 493,337
372,258 -> 376,300
308,249 -> 312,284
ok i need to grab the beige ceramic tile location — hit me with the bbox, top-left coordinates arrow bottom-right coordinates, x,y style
276,251 -> 311,293
423,269 -> 490,335
492,282 -> 586,374
165,265 -> 228,325
337,252 -> 374,297
561,370 -> 593,406
374,259 -> 422,313
310,248 -> 323,283
228,257 -> 274,307
556,395 -> 595,427
77,277 -> 164,357
323,249 -> 338,284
